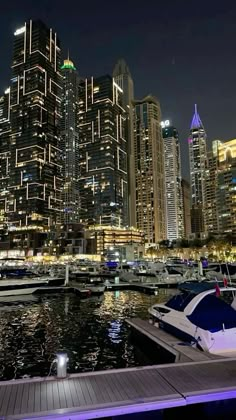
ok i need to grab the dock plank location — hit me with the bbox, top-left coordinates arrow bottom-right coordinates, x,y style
0,384 -> 12,416
3,360 -> 236,419
20,383 -> 30,414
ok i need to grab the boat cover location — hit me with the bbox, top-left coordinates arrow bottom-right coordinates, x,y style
187,294 -> 236,332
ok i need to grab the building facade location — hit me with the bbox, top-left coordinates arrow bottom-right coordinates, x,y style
188,104 -> 207,236
205,140 -> 220,235
163,125 -> 183,242
61,57 -> 80,224
216,139 -> 236,242
78,75 -> 128,227
0,90 -> 11,229
0,20 -> 63,254
113,59 -> 136,227
8,21 -> 62,231
181,179 -> 191,238
134,95 -> 166,244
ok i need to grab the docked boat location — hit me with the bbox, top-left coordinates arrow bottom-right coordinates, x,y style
0,278 -> 50,298
154,266 -> 183,285
148,284 -> 236,357
86,278 -> 106,295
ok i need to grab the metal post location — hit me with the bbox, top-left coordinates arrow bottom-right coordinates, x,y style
56,352 -> 68,378
65,265 -> 69,286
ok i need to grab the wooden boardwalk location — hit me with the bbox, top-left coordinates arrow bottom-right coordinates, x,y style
126,318 -> 222,362
1,359 -> 236,419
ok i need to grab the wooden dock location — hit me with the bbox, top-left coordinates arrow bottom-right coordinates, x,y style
126,318 -> 222,362
1,359 -> 236,419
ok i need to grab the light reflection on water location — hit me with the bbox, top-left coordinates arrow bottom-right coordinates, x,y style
0,289 -> 175,380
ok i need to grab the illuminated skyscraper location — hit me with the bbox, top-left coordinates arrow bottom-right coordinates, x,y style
181,179 -> 191,238
0,89 -> 11,228
163,125 -> 183,241
2,20 -> 62,253
188,104 -> 207,236
205,140 -> 220,235
61,57 -> 80,224
217,139 -> 236,242
78,75 -> 128,227
113,59 -> 136,227
134,95 -> 166,244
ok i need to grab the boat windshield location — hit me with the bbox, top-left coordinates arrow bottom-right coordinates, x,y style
166,292 -> 195,311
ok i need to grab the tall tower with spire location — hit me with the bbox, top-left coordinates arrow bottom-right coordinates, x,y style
188,104 -> 207,236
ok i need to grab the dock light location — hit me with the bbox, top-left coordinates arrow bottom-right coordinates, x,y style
56,352 -> 69,378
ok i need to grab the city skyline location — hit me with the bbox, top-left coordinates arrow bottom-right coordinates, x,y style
1,1 -> 236,179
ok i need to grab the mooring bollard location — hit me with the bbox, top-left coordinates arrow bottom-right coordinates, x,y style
65,265 -> 69,286
56,352 -> 69,378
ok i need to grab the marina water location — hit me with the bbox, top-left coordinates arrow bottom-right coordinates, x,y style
0,290 -> 174,380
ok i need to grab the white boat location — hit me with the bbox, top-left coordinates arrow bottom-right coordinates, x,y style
148,285 -> 236,357
155,266 -> 183,285
0,278 -> 49,297
119,272 -> 138,282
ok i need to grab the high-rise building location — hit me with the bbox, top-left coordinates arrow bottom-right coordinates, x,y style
61,57 -> 80,224
9,21 -> 62,226
113,59 -> 136,227
78,75 -> 128,227
188,104 -> 207,236
181,179 -> 191,238
216,139 -> 236,242
163,125 -> 183,242
0,89 -> 11,228
134,95 -> 166,244
2,20 -> 62,253
205,140 -> 220,235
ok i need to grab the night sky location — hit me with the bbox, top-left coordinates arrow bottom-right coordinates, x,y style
1,0 -> 236,178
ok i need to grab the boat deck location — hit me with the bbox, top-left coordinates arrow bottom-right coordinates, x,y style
1,359 -> 236,419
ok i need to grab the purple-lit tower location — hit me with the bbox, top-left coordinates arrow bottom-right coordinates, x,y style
188,104 -> 207,236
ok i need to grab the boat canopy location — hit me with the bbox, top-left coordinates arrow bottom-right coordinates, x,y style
187,294 -> 236,332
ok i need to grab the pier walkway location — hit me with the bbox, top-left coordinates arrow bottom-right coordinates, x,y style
1,358 -> 236,419
126,318 -> 221,362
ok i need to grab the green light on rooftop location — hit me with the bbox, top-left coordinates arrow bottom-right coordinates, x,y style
61,59 -> 76,71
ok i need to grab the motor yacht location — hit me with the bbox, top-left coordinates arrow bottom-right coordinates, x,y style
148,285 -> 236,357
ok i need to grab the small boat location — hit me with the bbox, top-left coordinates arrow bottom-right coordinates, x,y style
87,278 -> 105,295
0,278 -> 50,297
148,284 -> 236,357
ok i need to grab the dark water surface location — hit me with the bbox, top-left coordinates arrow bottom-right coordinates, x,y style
0,290 -> 174,380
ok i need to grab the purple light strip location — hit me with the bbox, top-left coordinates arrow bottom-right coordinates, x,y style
186,389 -> 236,405
18,398 -> 185,420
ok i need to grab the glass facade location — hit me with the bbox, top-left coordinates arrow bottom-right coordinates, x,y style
189,105 -> 207,234
3,20 -> 62,232
134,95 -> 166,244
78,75 -> 128,227
163,126 -> 183,241
61,58 -> 80,224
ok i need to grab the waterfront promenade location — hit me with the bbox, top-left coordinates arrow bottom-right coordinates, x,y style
1,358 -> 236,419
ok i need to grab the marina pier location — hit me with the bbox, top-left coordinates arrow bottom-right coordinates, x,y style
1,358 -> 236,419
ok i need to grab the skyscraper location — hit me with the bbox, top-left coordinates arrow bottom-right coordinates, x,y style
113,59 -> 135,227
78,75 -> 128,227
3,20 -> 62,252
134,95 -> 166,244
216,139 -> 236,242
163,125 -> 183,242
181,179 -> 191,238
188,104 -> 207,236
205,140 -> 220,235
0,89 -> 11,228
61,57 -> 80,224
